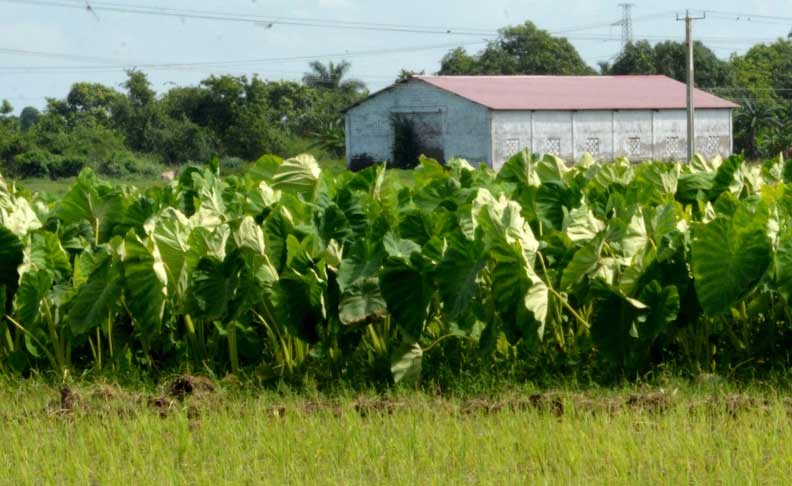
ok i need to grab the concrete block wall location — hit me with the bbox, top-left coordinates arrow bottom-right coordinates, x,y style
345,80 -> 491,165
490,108 -> 733,167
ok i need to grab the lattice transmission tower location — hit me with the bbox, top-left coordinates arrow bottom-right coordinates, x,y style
613,3 -> 635,49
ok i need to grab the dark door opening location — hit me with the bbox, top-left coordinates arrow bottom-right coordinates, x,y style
391,111 -> 444,168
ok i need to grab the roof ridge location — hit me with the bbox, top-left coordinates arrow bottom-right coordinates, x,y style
416,74 -> 671,78
344,74 -> 738,111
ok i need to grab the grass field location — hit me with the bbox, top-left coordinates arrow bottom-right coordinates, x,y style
2,379 -> 792,485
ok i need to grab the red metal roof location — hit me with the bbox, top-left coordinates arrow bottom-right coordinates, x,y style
414,75 -> 738,110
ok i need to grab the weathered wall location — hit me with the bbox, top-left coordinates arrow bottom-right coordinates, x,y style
347,81 -> 733,168
693,109 -> 733,159
613,110 -> 653,160
573,111 -> 614,162
490,108 -> 733,166
533,111 -> 575,162
345,80 -> 491,166
490,111 -> 532,170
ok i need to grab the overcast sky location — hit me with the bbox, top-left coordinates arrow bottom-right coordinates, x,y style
2,0 -> 791,112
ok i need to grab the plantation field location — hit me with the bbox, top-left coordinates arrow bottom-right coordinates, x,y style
2,379 -> 792,485
3,151 -> 792,386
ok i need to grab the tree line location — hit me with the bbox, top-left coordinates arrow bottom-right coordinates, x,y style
2,21 -> 792,179
0,61 -> 364,179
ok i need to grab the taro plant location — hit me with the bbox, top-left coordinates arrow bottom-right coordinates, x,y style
3,151 -> 792,384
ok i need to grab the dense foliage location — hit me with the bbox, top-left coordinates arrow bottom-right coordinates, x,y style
0,67 -> 363,180
2,152 -> 792,386
600,40 -> 735,89
439,21 -> 596,76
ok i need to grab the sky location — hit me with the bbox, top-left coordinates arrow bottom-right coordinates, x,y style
1,0 -> 792,113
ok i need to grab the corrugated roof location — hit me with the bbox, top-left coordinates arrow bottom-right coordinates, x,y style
412,75 -> 738,110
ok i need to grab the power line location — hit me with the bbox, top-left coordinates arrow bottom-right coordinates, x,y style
0,47 -> 125,64
557,10 -> 674,34
705,9 -> 792,23
57,0 -> 501,33
1,0 -> 687,40
0,32 -> 776,72
0,0 -> 499,36
0,41 -> 490,73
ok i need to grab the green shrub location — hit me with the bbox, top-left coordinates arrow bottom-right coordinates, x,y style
219,156 -> 245,172
96,151 -> 161,178
48,155 -> 87,179
12,149 -> 57,178
146,117 -> 219,165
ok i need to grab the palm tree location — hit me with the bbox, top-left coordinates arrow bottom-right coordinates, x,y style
734,98 -> 783,158
302,60 -> 366,94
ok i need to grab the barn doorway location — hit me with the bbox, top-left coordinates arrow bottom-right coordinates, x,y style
390,111 -> 444,169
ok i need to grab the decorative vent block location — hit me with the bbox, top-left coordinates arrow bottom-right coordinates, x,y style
627,137 -> 641,157
664,136 -> 681,158
505,138 -> 520,157
705,136 -> 719,156
545,137 -> 561,156
584,137 -> 600,156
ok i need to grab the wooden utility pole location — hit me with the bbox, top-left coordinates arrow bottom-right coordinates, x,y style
677,10 -> 706,161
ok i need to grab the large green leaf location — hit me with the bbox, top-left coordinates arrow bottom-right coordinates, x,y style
315,203 -> 353,245
149,209 -> 192,301
563,205 -> 605,243
67,252 -> 123,335
13,269 -> 53,328
120,233 -> 167,333
708,155 -> 744,199
189,257 -> 230,322
390,341 -> 423,385
263,207 -> 294,272
20,231 -> 71,282
0,195 -> 41,237
637,281 -> 680,343
435,232 -> 485,322
536,154 -> 569,185
691,210 -> 771,315
590,280 -> 679,371
676,172 -> 713,204
472,188 -> 539,264
589,281 -> 647,369
189,225 -> 230,262
382,232 -> 421,260
560,236 -> 615,290
57,169 -> 125,243
496,150 -> 541,187
272,154 -> 321,198
233,216 -> 266,256
336,241 -> 386,325
535,182 -> 572,231
338,277 -> 386,326
590,159 -> 634,191
379,255 -> 431,340
523,273 -> 549,339
490,240 -> 548,341
248,154 -> 283,183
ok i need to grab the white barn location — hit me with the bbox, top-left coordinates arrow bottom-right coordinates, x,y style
344,75 -> 738,169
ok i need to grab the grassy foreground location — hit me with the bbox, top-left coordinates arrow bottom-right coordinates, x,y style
2,380 -> 792,485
